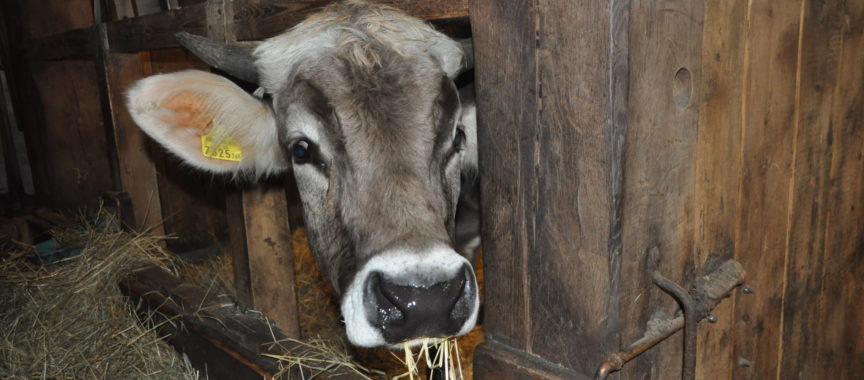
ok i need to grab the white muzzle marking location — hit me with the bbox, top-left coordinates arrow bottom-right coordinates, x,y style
340,246 -> 480,347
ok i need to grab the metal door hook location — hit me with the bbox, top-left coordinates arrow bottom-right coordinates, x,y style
595,257 -> 745,380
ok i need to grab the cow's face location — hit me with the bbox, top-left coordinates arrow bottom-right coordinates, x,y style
126,2 -> 479,348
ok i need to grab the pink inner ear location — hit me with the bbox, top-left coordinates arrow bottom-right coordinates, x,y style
160,91 -> 215,132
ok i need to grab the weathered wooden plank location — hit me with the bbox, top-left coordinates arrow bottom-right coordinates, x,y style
23,0 -> 94,39
31,59 -> 116,211
531,0 -> 612,373
226,182 -> 301,337
120,266 -> 369,380
468,0 -> 536,353
29,26 -> 99,62
730,2 -> 802,379
96,24 -> 166,235
232,0 -> 469,41
692,0 -> 750,378
474,340 -> 590,380
106,3 -> 207,52
779,0 -> 848,378
618,0 -> 703,378
815,2 -> 864,376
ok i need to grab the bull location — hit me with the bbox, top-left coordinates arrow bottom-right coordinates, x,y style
126,0 -> 480,348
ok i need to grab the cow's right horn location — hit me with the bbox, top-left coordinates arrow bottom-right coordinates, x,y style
175,32 -> 260,84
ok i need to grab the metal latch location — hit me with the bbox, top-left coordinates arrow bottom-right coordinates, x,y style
595,250 -> 746,380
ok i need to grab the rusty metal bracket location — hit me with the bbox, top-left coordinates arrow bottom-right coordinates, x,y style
595,256 -> 746,380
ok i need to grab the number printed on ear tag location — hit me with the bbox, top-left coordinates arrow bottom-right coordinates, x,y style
201,125 -> 243,162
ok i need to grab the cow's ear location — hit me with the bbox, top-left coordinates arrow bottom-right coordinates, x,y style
127,70 -> 287,177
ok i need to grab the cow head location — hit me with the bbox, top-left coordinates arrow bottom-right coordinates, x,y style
126,1 -> 479,348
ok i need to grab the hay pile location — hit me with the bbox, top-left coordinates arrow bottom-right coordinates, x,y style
0,212 -> 198,380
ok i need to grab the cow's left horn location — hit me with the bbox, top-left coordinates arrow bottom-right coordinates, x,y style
459,38 -> 474,73
175,32 -> 260,84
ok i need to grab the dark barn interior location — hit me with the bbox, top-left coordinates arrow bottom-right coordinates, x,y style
0,0 -> 863,379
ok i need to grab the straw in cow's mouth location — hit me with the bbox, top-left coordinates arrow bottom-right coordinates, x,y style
395,337 -> 464,380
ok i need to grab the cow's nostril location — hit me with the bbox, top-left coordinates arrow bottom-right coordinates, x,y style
366,273 -> 405,326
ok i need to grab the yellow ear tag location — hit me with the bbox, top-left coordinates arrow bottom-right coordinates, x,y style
201,124 -> 243,162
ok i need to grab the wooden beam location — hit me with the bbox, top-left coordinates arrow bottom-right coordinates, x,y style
120,266 -> 368,380
29,26 -> 99,62
106,3 -> 207,52
232,0 -> 469,41
474,341 -> 590,380
471,0 -> 617,377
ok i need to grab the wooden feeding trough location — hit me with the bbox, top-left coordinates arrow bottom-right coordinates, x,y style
1,0 -> 863,379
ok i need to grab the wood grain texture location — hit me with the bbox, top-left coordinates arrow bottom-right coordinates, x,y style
233,0 -> 469,41
32,60 -> 116,211
469,0 -> 536,352
472,0 -> 619,376
23,0 -> 94,39
473,340 -> 590,380
96,26 -> 166,235
781,0 -> 864,378
815,1 -> 864,375
531,0 -> 612,373
121,266 -> 364,379
692,0 -> 750,378
240,183 -> 301,337
730,2 -> 802,379
618,0 -> 703,378
226,184 -> 301,337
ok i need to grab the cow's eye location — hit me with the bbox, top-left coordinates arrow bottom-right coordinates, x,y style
292,140 -> 311,161
453,129 -> 466,149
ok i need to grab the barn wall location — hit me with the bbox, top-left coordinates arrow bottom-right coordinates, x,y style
619,0 -> 864,379
1,0 -> 229,249
622,0 -> 864,378
3,1 -> 117,212
473,0 -> 863,378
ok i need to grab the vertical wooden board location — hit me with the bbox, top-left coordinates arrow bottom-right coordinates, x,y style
226,190 -> 253,305
33,60 -> 115,211
242,184 -> 300,337
812,1 -> 864,377
619,0 -> 703,378
530,0 -> 611,373
100,41 -> 166,234
730,2 -> 802,379
693,0 -> 749,378
779,0 -> 845,377
147,48 -> 228,252
469,0 -> 536,351
23,0 -> 93,38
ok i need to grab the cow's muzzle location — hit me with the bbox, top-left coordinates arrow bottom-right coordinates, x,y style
341,246 -> 480,347
365,265 -> 475,344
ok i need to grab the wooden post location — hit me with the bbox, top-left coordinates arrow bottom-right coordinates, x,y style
470,0 -> 623,378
